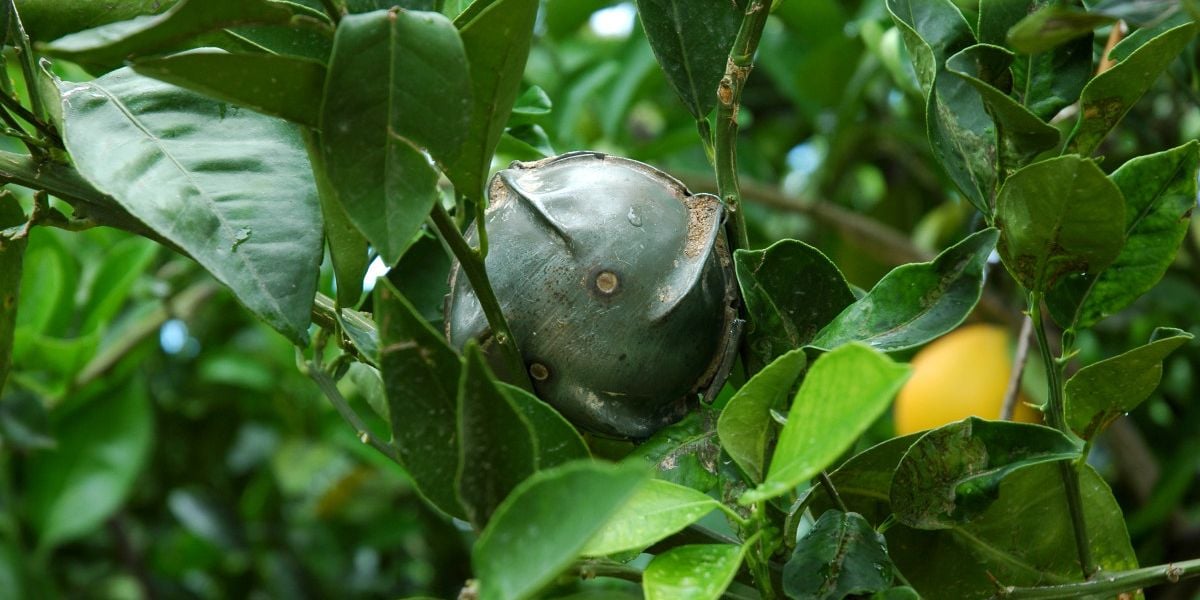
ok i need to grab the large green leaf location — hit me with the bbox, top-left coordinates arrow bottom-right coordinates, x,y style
890,418 -> 1080,529
132,49 -> 326,127
0,197 -> 26,393
818,441 -> 1139,599
41,0 -> 295,69
375,280 -> 465,519
320,9 -> 470,264
581,479 -> 720,557
498,382 -> 590,470
783,510 -> 894,600
811,229 -> 998,352
634,0 -> 743,119
977,0 -> 1091,121
717,348 -> 806,484
307,131 -> 369,308
456,343 -> 539,528
743,344 -> 910,504
888,0 -> 997,214
1065,328 -> 1193,441
1005,6 -> 1111,54
643,544 -> 746,600
25,380 -> 153,549
1068,22 -> 1197,156
16,0 -> 178,42
995,156 -> 1125,292
1048,142 -> 1200,329
58,68 -> 323,344
446,0 -> 539,199
945,44 -> 1060,172
473,461 -> 646,600
733,240 -> 854,370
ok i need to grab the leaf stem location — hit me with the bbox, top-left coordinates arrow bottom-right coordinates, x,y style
998,557 -> 1200,599
305,358 -> 404,466
1029,291 -> 1095,578
6,0 -> 47,125
1000,314 -> 1033,421
819,471 -> 848,513
429,202 -> 533,392
713,0 -> 770,254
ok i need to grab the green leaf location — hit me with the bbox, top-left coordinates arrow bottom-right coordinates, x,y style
78,237 -> 158,335
0,391 -> 54,451
1065,328 -> 1193,440
457,343 -> 539,527
717,348 -> 806,483
307,130 -> 369,308
945,45 -> 1060,171
643,544 -> 746,600
783,510 -> 894,600
18,0 -> 176,43
817,441 -> 1139,598
995,156 -> 1125,292
1006,6 -> 1112,54
886,0 -> 973,95
58,68 -> 323,344
132,49 -> 326,127
386,231 -> 451,322
581,479 -> 721,557
743,344 -> 910,504
0,197 -> 27,393
224,15 -> 335,62
1048,141 -> 1200,329
812,229 -> 998,352
890,418 -> 1080,529
320,9 -> 471,265
626,411 -> 720,493
446,0 -> 539,199
634,0 -> 743,119
498,382 -> 590,470
733,240 -> 854,370
41,0 -> 295,69
1068,22 -> 1198,156
375,280 -> 465,519
25,380 -> 153,549
473,461 -> 646,600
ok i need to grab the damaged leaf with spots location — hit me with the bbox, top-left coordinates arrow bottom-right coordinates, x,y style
889,417 -> 1080,529
783,510 -> 895,600
627,411 -> 721,494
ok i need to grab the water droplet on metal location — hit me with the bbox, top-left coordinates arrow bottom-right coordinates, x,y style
626,206 -> 642,227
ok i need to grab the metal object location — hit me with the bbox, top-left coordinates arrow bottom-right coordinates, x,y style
446,151 -> 737,439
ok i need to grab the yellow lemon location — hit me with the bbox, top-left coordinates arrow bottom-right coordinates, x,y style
894,323 -> 1040,435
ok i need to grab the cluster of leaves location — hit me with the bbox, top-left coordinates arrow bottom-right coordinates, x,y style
1,0 -> 1200,598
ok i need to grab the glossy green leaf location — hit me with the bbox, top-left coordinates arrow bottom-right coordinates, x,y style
643,544 -> 745,600
41,0 -> 295,69
783,510 -> 894,600
581,479 -> 720,557
307,131 -> 369,308
717,348 -> 806,483
0,197 -> 26,393
945,45 -> 1060,171
812,229 -> 998,352
979,0 -> 1093,121
58,68 -> 323,344
498,382 -> 590,470
133,49 -> 326,127
375,280 -> 465,519
17,0 -> 177,42
995,156 -> 1125,292
386,231 -> 451,322
626,411 -> 721,493
634,0 -> 743,119
890,418 -> 1080,529
734,240 -> 854,370
224,15 -> 335,62
743,344 -> 910,504
446,0 -> 539,199
320,9 -> 470,264
78,236 -> 157,335
817,440 -> 1138,599
1048,142 -> 1200,329
1065,328 -> 1193,440
1068,22 -> 1198,156
888,0 -> 997,214
457,343 -> 539,527
1006,6 -> 1111,54
473,461 -> 646,600
25,380 -> 153,549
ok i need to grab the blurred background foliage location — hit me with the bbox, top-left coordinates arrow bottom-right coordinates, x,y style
2,0 -> 1200,597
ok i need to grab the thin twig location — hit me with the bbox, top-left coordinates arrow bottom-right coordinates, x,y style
997,557 -> 1200,599
306,362 -> 404,466
818,471 -> 848,513
1000,315 -> 1033,421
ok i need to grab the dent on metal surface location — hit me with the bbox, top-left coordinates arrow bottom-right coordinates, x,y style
446,151 -> 736,438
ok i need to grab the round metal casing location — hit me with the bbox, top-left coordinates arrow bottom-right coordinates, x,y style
445,151 -> 735,439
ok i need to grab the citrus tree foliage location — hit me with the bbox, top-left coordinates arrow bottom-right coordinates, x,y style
2,0 -> 1200,598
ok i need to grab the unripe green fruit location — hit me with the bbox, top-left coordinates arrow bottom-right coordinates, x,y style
445,152 -> 737,438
